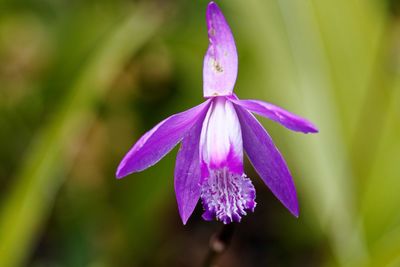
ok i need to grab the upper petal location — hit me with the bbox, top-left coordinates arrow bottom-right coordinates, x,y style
203,2 -> 238,98
116,100 -> 211,178
231,98 -> 318,133
174,110 -> 205,225
234,105 -> 299,217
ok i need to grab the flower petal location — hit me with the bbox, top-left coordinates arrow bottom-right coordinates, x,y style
203,2 -> 238,97
116,100 -> 211,178
231,98 -> 318,133
234,105 -> 299,217
200,97 -> 243,174
174,111 -> 205,225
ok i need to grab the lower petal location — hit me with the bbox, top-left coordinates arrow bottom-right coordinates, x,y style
200,167 -> 256,224
174,110 -> 205,225
234,105 -> 299,217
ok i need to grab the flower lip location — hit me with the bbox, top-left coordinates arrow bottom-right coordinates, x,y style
198,95 -> 255,223
201,168 -> 256,224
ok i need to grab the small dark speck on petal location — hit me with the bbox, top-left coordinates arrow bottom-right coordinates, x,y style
214,61 -> 224,73
210,28 -> 216,36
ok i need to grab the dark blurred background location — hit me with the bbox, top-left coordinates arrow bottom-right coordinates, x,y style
1,0 -> 400,266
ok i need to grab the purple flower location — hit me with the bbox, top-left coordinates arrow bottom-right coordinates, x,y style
116,1 -> 318,224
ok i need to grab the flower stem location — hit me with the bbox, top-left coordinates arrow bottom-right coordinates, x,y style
202,224 -> 236,267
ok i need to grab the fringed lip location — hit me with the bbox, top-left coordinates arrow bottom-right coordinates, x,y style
198,96 -> 255,224
200,168 -> 256,224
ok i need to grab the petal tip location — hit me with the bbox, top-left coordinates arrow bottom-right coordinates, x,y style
289,203 -> 300,218
207,1 -> 218,10
206,2 -> 221,21
307,123 -> 319,134
179,211 -> 190,225
281,197 -> 299,218
115,167 -> 126,179
181,217 -> 189,225
116,161 -> 132,179
292,210 -> 300,218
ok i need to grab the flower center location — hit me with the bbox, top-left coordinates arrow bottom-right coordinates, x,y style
200,168 -> 256,224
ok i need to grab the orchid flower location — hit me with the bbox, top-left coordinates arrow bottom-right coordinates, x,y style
116,1 -> 318,224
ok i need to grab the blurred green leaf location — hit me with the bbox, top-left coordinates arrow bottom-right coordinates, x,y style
0,3 -> 164,267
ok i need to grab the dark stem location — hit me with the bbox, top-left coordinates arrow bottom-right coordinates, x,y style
202,224 -> 236,267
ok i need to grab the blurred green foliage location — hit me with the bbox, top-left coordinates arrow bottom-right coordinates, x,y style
0,0 -> 399,266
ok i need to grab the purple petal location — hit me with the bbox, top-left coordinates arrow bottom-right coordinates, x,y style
231,98 -> 318,133
234,105 -> 299,217
174,110 -> 205,225
203,2 -> 238,97
116,100 -> 211,178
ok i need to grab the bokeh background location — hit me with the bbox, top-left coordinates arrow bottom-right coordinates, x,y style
1,0 -> 400,266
